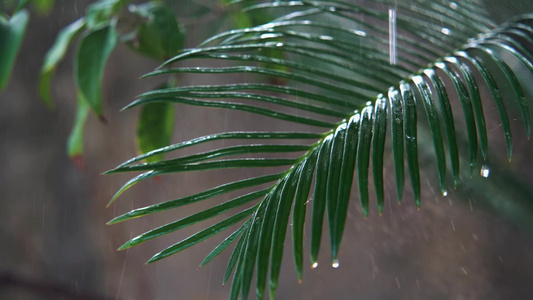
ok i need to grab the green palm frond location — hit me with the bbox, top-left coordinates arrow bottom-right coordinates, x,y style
107,1 -> 533,299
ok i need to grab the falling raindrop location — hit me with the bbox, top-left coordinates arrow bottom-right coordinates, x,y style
388,8 -> 397,65
332,259 -> 340,268
311,262 -> 318,269
480,165 -> 490,178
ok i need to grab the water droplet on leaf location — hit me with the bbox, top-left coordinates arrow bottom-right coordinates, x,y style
480,165 -> 490,178
441,28 -> 452,35
332,259 -> 340,268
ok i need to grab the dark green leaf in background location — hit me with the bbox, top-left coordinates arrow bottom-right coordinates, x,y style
128,3 -> 184,61
74,23 -> 117,116
16,0 -> 54,14
0,9 -> 28,90
137,84 -> 175,162
85,0 -> 125,29
39,18 -> 86,107
15,0 -> 31,12
32,0 -> 55,15
67,95 -> 90,165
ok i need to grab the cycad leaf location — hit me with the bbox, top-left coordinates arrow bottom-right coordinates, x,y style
108,1 -> 533,299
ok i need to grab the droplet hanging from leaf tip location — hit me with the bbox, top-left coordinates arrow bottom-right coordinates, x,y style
311,262 -> 318,269
332,259 -> 340,269
480,165 -> 490,178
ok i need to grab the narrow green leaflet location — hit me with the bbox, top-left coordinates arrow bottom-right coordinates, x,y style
117,189 -> 267,250
436,61 -> 478,176
331,113 -> 359,261
75,23 -> 117,116
108,174 -> 281,216
424,69 -> 459,187
326,123 -> 346,260
112,131 -> 323,169
129,3 -> 185,61
400,81 -> 421,206
388,88 -> 404,201
200,221 -> 248,267
39,18 -> 86,107
137,93 -> 175,162
147,207 -> 255,263
372,96 -> 387,214
445,56 -> 488,161
224,221 -> 249,285
269,168 -> 300,299
0,10 -> 29,90
412,75 -> 447,195
310,135 -> 332,265
292,150 -> 318,281
356,105 -> 373,216
255,185 -> 282,300
456,50 -> 513,160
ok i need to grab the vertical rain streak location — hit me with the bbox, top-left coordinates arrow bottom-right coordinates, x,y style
389,8 -> 397,65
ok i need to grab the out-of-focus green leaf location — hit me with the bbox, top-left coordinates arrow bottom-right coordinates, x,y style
232,11 -> 252,29
39,18 -> 85,108
161,0 -> 212,18
0,9 -> 28,90
15,0 -> 31,12
67,96 -> 90,165
129,3 -> 184,61
32,0 -> 54,15
74,23 -> 117,116
137,85 -> 175,162
85,0 -> 125,29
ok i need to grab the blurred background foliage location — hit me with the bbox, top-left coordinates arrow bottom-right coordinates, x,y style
1,0 -> 533,299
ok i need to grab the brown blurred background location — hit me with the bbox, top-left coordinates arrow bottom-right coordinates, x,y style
1,1 -> 533,299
